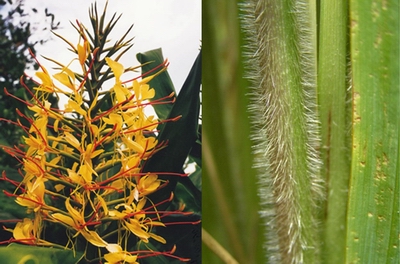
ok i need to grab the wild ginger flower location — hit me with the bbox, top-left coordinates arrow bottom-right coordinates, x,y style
3,36 -> 165,259
51,198 -> 108,248
15,177 -> 46,213
0,3 -> 200,263
108,197 -> 166,244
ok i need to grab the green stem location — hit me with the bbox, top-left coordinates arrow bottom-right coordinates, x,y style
241,0 -> 322,262
317,1 -> 350,263
202,228 -> 239,264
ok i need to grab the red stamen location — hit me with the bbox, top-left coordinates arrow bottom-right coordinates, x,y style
19,75 -> 47,111
93,124 -> 117,148
0,237 -> 36,245
3,87 -> 33,107
29,48 -> 47,74
0,118 -> 29,132
134,246 -> 190,262
3,190 -> 45,208
0,219 -> 23,225
123,115 -> 181,135
163,220 -> 201,226
121,59 -> 169,84
1,171 -> 22,189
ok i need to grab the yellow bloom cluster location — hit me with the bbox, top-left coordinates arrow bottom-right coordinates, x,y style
2,35 -> 174,262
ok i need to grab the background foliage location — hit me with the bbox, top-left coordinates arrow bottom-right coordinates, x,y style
0,0 -> 58,241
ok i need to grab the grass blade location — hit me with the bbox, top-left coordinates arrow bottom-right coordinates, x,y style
347,0 -> 399,262
317,1 -> 351,263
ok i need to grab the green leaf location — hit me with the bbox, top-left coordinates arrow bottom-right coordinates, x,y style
175,180 -> 201,213
317,1 -> 351,263
0,244 -> 83,264
142,50 -> 201,207
189,165 -> 202,191
346,0 -> 399,263
136,48 -> 176,120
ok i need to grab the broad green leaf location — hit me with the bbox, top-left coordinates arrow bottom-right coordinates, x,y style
0,244 -> 83,264
142,50 -> 201,209
347,0 -> 399,263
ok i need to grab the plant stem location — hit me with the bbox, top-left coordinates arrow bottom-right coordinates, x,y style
317,1 -> 350,263
202,228 -> 239,264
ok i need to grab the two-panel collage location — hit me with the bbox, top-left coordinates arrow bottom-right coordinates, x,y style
0,0 -> 398,263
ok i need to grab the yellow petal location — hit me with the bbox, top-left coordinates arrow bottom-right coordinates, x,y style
78,41 -> 90,65
78,164 -> 92,183
106,243 -> 122,253
54,184 -> 65,192
95,193 -> 109,216
51,213 -> 75,227
149,232 -> 166,244
149,221 -> 166,227
53,72 -> 74,90
80,229 -> 108,247
112,84 -> 129,103
64,132 -> 81,150
106,57 -> 124,81
36,71 -> 52,85
104,251 -> 138,264
65,198 -> 83,226
13,218 -> 34,240
48,156 -> 61,166
125,219 -> 150,242
121,137 -> 144,153
90,148 -> 104,159
64,99 -> 86,116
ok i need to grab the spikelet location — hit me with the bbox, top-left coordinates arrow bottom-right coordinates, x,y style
239,0 -> 324,263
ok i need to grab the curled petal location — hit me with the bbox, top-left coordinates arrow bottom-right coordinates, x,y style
149,232 -> 166,244
80,229 -> 108,247
106,57 -> 124,81
125,218 -> 150,242
13,218 -> 35,242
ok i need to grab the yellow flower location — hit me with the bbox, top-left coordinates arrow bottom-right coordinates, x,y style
13,217 -> 53,246
16,177 -> 46,212
35,67 -> 56,93
104,244 -> 138,264
134,174 -> 161,198
132,79 -> 155,103
108,198 -> 166,244
51,198 -> 108,247
68,164 -> 92,185
24,134 -> 47,157
64,96 -> 87,116
53,67 -> 76,91
102,113 -> 124,134
13,218 -> 36,244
